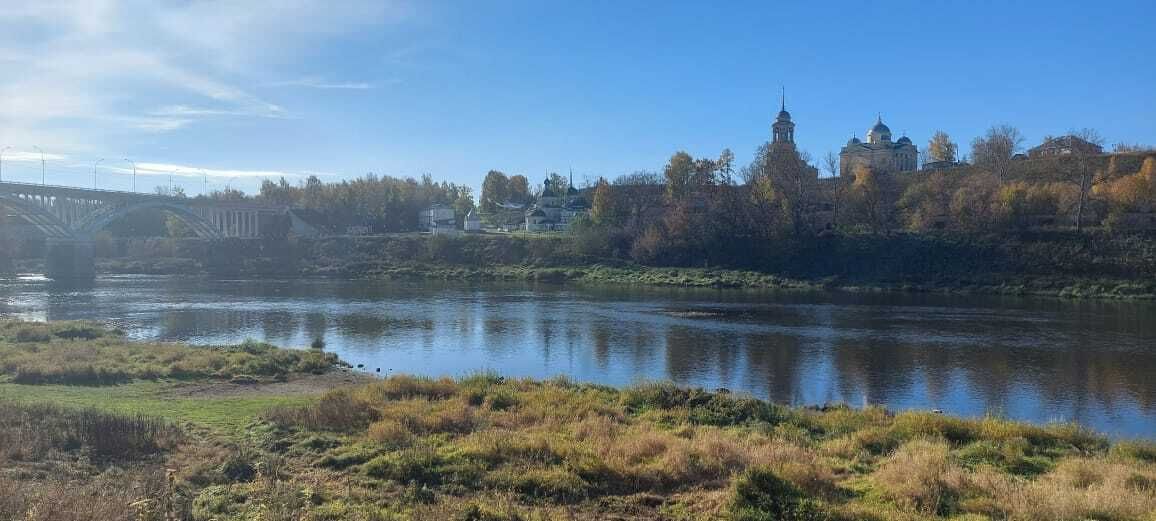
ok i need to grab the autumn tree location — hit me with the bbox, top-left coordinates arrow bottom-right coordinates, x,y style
971,125 -> 1024,183
508,174 -> 530,204
1064,128 -> 1107,232
612,170 -> 664,231
846,165 -> 891,232
664,151 -> 696,201
481,170 -> 510,213
742,143 -> 818,235
590,177 -> 621,226
950,173 -> 1007,231
898,172 -> 953,231
1097,156 -> 1156,228
927,131 -> 958,163
547,172 -> 570,197
691,157 -> 718,188
747,169 -> 792,238
717,148 -> 736,185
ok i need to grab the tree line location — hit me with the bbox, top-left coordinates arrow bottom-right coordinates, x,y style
571,126 -> 1156,268
258,174 -> 475,232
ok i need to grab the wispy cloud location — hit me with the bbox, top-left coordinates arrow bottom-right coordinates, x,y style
124,162 -> 312,180
271,77 -> 379,90
1,150 -> 69,162
0,0 -> 411,151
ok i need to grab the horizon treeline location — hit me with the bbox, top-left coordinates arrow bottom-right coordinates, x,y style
258,173 -> 476,232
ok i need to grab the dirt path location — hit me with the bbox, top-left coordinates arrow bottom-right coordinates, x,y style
159,369 -> 376,399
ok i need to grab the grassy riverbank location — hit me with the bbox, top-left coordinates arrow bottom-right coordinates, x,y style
14,231 -> 1142,299
353,262 -> 1156,299
2,320 -> 1155,520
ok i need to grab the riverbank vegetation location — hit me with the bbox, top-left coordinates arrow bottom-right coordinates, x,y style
0,320 -> 339,384
1,322 -> 1154,520
77,230 -> 1156,299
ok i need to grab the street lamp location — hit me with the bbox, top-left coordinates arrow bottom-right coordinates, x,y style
93,158 -> 104,189
0,146 -> 10,182
123,158 -> 137,192
33,146 -> 45,185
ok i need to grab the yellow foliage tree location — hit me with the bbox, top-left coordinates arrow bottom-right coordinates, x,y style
847,165 -> 891,232
950,174 -> 1008,231
590,178 -> 619,226
1096,156 -> 1156,228
898,172 -> 952,231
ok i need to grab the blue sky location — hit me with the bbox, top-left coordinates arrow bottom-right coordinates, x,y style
1,1 -> 1153,196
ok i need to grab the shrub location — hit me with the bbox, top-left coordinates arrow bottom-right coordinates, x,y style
264,388 -> 379,432
359,375 -> 459,402
728,467 -> 828,521
622,382 -> 782,426
0,402 -> 180,462
364,446 -> 447,485
1110,440 -> 1156,464
872,439 -> 964,515
485,467 -> 591,502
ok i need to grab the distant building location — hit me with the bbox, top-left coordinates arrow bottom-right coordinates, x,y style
419,204 -> 455,232
922,160 -> 961,171
840,116 -> 918,175
1027,135 -> 1104,158
464,208 -> 482,232
767,95 -> 820,180
524,175 -> 589,232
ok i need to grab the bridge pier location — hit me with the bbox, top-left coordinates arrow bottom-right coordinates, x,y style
45,238 -> 95,280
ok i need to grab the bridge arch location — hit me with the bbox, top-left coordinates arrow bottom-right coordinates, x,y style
0,193 -> 75,239
73,200 -> 223,239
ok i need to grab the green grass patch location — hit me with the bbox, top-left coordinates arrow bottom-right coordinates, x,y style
0,381 -> 314,436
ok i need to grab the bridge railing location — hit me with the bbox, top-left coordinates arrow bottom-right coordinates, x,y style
0,180 -> 285,210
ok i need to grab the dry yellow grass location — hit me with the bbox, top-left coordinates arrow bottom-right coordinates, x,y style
4,363 -> 1154,520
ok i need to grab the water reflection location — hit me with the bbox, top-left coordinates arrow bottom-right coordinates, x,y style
1,275 -> 1154,438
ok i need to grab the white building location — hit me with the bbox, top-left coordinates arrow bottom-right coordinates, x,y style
840,116 -> 918,176
524,176 -> 589,232
419,204 -> 456,232
464,208 -> 482,232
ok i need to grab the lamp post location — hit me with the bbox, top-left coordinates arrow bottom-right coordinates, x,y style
33,146 -> 45,185
123,158 -> 137,192
0,146 -> 10,182
202,170 -> 208,197
93,158 -> 104,189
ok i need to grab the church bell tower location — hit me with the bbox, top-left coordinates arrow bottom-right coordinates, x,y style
772,87 -> 795,147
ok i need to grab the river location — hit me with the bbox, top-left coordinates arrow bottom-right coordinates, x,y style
2,274 -> 1154,438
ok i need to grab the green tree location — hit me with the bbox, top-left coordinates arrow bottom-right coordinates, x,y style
451,186 -> 476,226
480,170 -> 510,213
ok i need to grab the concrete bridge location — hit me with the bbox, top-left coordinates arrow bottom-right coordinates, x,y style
0,181 -> 287,279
